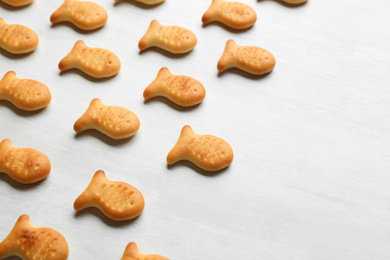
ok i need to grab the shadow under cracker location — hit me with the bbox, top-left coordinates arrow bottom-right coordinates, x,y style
201,22 -> 254,34
74,207 -> 140,228
138,47 -> 193,59
74,130 -> 135,147
257,0 -> 308,8
113,0 -> 164,9
59,69 -> 117,83
167,161 -> 229,177
0,173 -> 47,190
50,22 -> 105,34
1,256 -> 22,260
217,68 -> 274,80
143,97 -> 201,112
0,1 -> 32,10
0,100 -> 48,117
0,48 -> 35,59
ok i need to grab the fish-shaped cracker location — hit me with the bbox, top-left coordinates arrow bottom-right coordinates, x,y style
217,39 -> 276,75
0,139 -> 51,184
1,0 -> 33,7
0,71 -> 51,111
167,125 -> 233,171
202,0 -> 257,30
0,214 -> 68,260
50,0 -> 108,31
73,98 -> 140,139
59,40 -> 121,78
138,20 -> 197,54
74,170 -> 145,221
0,18 -> 38,54
122,242 -> 169,260
114,0 -> 165,5
143,67 -> 206,107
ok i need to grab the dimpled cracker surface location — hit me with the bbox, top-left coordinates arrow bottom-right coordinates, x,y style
167,125 -> 234,171
0,18 -> 38,54
1,0 -> 33,7
0,139 -> 51,184
0,214 -> 69,260
58,40 -> 121,78
114,0 -> 165,5
0,71 -> 51,111
121,242 -> 169,260
217,39 -> 276,75
143,67 -> 206,107
50,0 -> 108,31
138,20 -> 197,54
73,98 -> 140,139
74,170 -> 145,221
202,0 -> 257,30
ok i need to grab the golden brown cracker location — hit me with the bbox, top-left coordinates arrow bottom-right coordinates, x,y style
217,39 -> 276,75
0,214 -> 68,260
202,0 -> 257,30
0,139 -> 51,184
0,18 -> 38,54
1,0 -> 33,6
50,0 -> 108,30
143,67 -> 206,107
167,125 -> 234,171
74,170 -> 145,221
0,71 -> 51,111
59,40 -> 121,78
73,98 -> 140,139
122,242 -> 169,260
138,20 -> 197,54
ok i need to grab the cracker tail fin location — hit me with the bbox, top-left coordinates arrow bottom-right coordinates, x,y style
59,40 -> 86,71
166,125 -> 195,165
73,98 -> 103,133
0,71 -> 17,96
0,215 -> 31,258
138,20 -> 161,51
143,67 -> 171,100
121,242 -> 141,259
74,170 -> 106,211
50,0 -> 75,24
217,39 -> 237,72
201,0 -> 223,24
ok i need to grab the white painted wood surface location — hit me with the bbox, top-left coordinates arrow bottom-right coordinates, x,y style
0,0 -> 389,259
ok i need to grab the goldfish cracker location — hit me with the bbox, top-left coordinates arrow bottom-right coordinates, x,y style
50,0 -> 108,30
143,67 -> 206,107
0,71 -> 51,111
74,98 -> 140,139
0,18 -> 38,54
0,215 -> 68,260
74,170 -> 145,221
1,0 -> 33,6
217,39 -> 276,75
59,40 -> 121,78
167,125 -> 234,171
0,139 -> 51,184
202,0 -> 257,30
121,242 -> 169,260
138,20 -> 197,54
